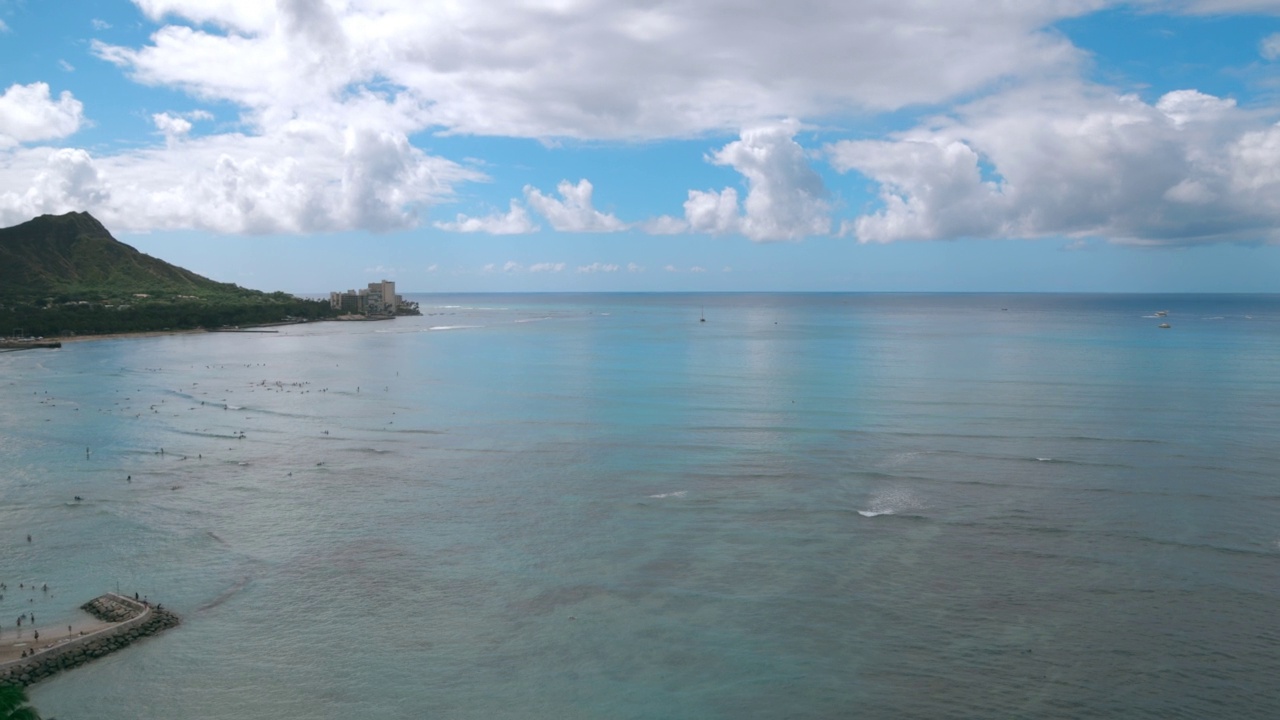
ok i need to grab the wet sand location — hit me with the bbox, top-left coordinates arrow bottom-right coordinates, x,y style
0,616 -> 114,663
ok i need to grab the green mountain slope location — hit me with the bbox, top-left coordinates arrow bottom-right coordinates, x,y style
0,212 -> 242,301
0,212 -> 336,337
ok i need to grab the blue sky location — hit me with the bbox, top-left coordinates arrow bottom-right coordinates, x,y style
2,0 -> 1280,293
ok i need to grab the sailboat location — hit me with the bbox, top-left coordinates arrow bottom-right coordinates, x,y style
700,306 -> 706,323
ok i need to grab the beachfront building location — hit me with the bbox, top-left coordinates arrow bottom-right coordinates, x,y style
366,280 -> 400,315
329,288 -> 368,314
329,280 -> 402,316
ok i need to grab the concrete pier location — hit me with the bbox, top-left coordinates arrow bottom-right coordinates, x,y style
0,594 -> 179,688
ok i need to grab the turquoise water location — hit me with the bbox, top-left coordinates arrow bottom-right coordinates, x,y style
3,293 -> 1279,719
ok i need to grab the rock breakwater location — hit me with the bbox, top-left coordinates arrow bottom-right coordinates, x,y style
0,593 -> 179,689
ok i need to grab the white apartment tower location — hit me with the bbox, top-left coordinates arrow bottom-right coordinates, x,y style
366,280 -> 398,315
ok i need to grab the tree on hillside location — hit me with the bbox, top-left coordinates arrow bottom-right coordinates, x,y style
0,685 -> 43,720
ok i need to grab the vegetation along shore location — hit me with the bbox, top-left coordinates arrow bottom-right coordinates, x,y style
0,212 -> 337,339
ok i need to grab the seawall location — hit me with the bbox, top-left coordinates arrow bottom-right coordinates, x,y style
0,593 -> 179,688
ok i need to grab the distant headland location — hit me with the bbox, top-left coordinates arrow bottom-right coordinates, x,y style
0,212 -> 337,340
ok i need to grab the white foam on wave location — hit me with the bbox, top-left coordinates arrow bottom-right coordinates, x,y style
649,491 -> 687,499
225,405 -> 243,410
1036,457 -> 1052,462
858,487 -> 922,518
515,317 -> 553,323
427,325 -> 481,331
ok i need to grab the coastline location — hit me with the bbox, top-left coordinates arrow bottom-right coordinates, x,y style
48,319 -> 330,344
52,328 -> 210,344
0,617 -> 112,664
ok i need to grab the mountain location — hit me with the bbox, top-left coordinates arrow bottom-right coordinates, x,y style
0,211 -> 241,301
0,212 -> 335,337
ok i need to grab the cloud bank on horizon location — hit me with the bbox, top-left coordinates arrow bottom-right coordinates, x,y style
3,0 -> 1280,250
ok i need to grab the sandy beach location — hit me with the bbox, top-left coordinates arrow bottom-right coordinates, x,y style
53,328 -> 211,344
0,617 -> 113,664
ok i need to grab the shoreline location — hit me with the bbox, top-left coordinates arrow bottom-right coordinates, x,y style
52,328 -> 211,344
0,616 -> 112,664
48,319 -> 332,344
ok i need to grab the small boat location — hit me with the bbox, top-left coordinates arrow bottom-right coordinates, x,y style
700,306 -> 706,323
1158,323 -> 1171,329
1155,310 -> 1168,317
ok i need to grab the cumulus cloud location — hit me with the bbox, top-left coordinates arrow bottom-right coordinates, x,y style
0,149 -> 111,224
829,81 -> 1280,245
152,112 -> 193,138
0,83 -> 85,148
91,0 -> 1096,140
524,179 -> 626,232
0,123 -> 480,233
0,1 -> 1144,238
676,123 -> 830,241
1263,32 -> 1280,60
577,262 -> 619,273
627,263 -> 644,272
434,200 -> 538,234
529,262 -> 565,273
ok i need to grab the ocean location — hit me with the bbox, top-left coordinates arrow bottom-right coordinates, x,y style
2,293 -> 1278,719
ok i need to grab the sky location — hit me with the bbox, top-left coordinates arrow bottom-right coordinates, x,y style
3,0 -> 1280,293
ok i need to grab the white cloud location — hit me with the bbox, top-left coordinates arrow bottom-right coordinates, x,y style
828,81 -> 1280,245
722,266 -> 733,273
0,83 -> 85,148
0,124 -> 480,233
0,19 -> 8,33
1155,89 -> 1235,126
529,262 -> 565,273
91,0 -> 1097,141
524,179 -> 626,232
91,18 -> 112,31
1163,0 -> 1280,13
679,123 -> 831,241
627,263 -> 644,273
683,188 -> 740,235
440,206 -> 532,235
502,261 -> 521,272
577,262 -> 619,273
690,266 -> 706,273
152,112 -> 193,138
641,214 -> 688,235
426,264 -> 438,272
434,200 -> 538,234
663,264 -> 678,272
1263,32 -> 1280,60
0,149 -> 110,225
59,60 -> 76,73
